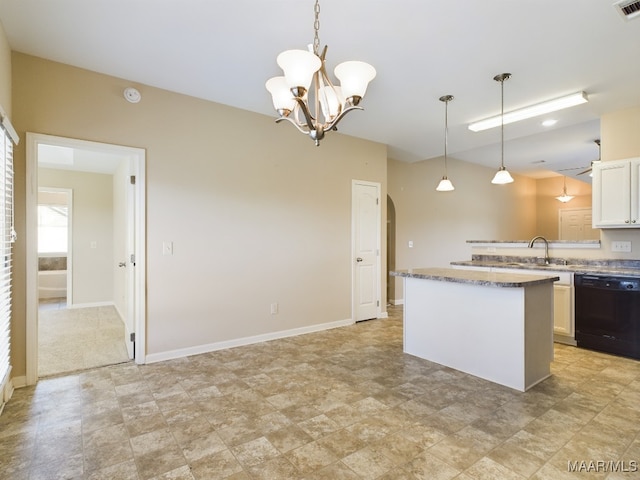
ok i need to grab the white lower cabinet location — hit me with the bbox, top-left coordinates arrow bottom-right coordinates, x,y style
553,284 -> 573,338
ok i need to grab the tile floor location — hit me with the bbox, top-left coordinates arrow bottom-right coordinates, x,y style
38,299 -> 130,377
1,305 -> 640,479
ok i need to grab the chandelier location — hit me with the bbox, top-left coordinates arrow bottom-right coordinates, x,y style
265,0 -> 376,146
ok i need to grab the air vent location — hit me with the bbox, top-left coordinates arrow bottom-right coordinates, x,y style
613,0 -> 640,20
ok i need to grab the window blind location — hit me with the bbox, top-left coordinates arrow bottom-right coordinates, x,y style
0,121 -> 15,413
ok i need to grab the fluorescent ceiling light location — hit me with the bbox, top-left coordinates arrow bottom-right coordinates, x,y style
468,91 -> 588,132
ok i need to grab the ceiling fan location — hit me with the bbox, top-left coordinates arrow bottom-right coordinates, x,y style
577,139 -> 601,176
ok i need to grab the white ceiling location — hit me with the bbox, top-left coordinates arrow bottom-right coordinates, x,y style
2,0 -> 640,180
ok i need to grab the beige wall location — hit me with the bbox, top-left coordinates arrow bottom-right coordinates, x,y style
599,107 -> 640,256
11,53 -> 387,375
39,168 -> 114,305
0,21 -> 10,114
601,107 -> 640,162
535,176 -> 592,239
387,156 -> 537,302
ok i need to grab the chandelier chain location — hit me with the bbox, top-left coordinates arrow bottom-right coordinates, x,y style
313,0 -> 321,55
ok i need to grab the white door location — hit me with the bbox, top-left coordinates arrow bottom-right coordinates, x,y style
559,208 -> 599,240
116,168 -> 137,359
352,181 -> 380,321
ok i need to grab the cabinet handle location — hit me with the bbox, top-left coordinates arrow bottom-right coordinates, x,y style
625,219 -> 630,223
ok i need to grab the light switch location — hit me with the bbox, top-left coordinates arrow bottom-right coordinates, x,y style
162,241 -> 173,255
90,241 -> 97,249
408,241 -> 414,248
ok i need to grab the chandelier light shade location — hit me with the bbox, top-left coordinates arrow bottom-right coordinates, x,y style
468,91 -> 588,132
436,95 -> 455,192
491,73 -> 515,185
265,0 -> 376,146
556,176 -> 575,203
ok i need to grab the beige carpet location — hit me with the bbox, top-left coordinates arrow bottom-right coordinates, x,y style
38,300 -> 131,377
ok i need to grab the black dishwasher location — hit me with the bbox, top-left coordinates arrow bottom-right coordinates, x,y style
575,273 -> 640,360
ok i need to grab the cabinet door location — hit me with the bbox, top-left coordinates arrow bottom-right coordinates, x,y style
553,284 -> 573,337
592,160 -> 631,227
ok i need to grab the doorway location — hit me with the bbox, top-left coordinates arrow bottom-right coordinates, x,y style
25,134 -> 146,384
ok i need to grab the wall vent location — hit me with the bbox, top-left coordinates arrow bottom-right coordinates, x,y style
613,0 -> 640,20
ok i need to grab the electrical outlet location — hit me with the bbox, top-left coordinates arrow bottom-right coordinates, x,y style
611,241 -> 632,253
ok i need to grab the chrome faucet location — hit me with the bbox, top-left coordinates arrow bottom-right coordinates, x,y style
528,236 -> 550,265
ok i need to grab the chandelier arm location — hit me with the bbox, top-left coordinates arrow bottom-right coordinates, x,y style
323,105 -> 364,132
275,115 -> 311,135
292,97 -> 317,132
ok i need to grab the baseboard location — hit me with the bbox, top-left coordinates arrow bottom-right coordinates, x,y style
11,375 -> 27,388
378,312 -> 389,319
390,299 -> 404,305
145,318 -> 354,364
68,301 -> 114,309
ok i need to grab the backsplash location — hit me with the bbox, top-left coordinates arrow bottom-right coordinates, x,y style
471,254 -> 640,270
38,256 -> 67,271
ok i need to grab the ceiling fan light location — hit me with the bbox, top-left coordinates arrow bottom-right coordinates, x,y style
276,49 -> 322,92
436,176 -> 455,191
492,167 -> 514,184
334,61 -> 376,101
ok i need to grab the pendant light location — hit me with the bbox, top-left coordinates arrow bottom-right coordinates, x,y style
555,176 -> 574,203
491,73 -> 514,184
436,95 -> 455,192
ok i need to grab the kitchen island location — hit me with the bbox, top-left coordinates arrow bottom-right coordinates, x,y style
391,268 -> 559,392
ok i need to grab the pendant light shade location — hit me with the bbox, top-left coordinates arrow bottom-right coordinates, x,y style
436,177 -> 455,191
491,73 -> 514,185
436,95 -> 455,192
492,167 -> 514,184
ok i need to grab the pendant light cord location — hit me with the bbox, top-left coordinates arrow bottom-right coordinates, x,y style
500,78 -> 504,169
444,98 -> 449,176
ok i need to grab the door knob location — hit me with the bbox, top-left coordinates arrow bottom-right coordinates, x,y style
356,257 -> 363,262
118,262 -> 127,268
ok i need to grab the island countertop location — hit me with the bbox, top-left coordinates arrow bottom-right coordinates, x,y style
391,267 -> 559,288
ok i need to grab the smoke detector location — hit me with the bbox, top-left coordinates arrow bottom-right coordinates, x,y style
613,0 -> 640,21
124,87 -> 141,103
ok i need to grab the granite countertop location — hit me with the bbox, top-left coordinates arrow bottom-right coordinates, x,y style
451,259 -> 640,277
390,267 -> 559,288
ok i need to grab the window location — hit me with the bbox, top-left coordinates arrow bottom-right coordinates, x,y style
37,204 -> 68,253
0,118 -> 15,413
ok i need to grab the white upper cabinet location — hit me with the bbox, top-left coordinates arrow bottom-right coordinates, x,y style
592,158 -> 640,228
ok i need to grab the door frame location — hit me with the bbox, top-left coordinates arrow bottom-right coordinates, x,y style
25,133 -> 147,385
351,179 -> 383,321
